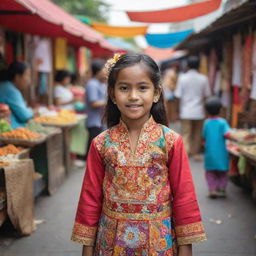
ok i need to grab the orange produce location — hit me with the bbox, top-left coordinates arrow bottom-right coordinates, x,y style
0,160 -> 9,166
0,128 -> 41,140
34,110 -> 77,125
0,144 -> 24,156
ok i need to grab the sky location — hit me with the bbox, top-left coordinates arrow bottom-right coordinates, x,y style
103,0 -> 224,48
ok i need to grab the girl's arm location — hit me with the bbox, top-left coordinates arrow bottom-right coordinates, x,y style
178,244 -> 192,256
82,246 -> 94,256
168,135 -> 206,246
71,139 -> 105,247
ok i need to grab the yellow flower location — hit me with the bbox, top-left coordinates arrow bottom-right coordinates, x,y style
113,245 -> 124,255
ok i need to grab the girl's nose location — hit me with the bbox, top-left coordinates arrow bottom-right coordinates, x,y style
128,89 -> 139,100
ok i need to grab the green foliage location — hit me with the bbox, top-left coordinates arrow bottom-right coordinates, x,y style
52,0 -> 109,22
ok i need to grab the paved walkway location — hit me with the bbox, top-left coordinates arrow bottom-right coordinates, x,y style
0,159 -> 256,256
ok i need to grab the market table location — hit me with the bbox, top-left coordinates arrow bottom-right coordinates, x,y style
29,128 -> 65,195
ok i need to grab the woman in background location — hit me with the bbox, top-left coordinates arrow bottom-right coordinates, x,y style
0,61 -> 34,128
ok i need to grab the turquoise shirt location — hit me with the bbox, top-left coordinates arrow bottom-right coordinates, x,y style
0,81 -> 33,128
202,118 -> 230,171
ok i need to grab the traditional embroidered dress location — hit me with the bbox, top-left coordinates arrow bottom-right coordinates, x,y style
71,117 -> 206,255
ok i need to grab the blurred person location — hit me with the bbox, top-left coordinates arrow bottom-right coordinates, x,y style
174,56 -> 211,160
54,69 -> 75,110
202,96 -> 231,198
0,61 -> 34,128
162,63 -> 179,126
85,59 -> 106,157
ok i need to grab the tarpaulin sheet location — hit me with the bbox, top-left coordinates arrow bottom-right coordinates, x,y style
127,0 -> 221,23
92,23 -> 148,38
145,29 -> 193,48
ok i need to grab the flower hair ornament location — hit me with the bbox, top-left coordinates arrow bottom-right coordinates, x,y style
104,53 -> 121,79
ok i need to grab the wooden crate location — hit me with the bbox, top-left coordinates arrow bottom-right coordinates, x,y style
46,129 -> 65,195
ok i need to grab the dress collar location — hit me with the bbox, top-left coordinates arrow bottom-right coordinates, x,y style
118,116 -> 156,134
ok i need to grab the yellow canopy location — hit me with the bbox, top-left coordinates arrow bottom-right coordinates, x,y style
92,23 -> 148,38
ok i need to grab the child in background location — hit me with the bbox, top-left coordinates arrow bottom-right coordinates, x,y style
202,96 -> 231,198
71,53 -> 206,256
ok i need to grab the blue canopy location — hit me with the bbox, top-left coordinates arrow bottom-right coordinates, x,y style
145,29 -> 193,48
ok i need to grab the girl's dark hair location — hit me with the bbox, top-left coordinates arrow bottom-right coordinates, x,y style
4,62 -> 29,81
104,52 -> 167,127
55,69 -> 71,82
91,59 -> 105,76
205,96 -> 222,116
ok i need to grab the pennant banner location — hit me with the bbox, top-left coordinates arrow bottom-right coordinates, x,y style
144,46 -> 174,61
127,0 -> 221,23
92,23 -> 148,38
145,29 -> 193,49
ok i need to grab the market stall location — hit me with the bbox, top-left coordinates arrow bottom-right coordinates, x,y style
227,129 -> 256,202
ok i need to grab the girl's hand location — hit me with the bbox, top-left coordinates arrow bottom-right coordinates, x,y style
82,246 -> 94,256
178,244 -> 192,256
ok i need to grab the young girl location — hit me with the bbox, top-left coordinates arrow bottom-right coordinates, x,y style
71,53 -> 206,256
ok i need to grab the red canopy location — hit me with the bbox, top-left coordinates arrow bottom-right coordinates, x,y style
127,0 -> 221,23
0,0 -> 120,56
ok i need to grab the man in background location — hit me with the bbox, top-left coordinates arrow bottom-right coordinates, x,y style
175,56 -> 211,160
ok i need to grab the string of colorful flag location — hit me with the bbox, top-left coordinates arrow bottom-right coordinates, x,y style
76,0 -> 222,49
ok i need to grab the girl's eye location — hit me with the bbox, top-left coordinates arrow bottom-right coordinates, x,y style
119,86 -> 128,91
139,86 -> 148,91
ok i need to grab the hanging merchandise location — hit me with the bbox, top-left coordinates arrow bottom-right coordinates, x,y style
126,0 -> 221,23
55,37 -> 67,70
91,23 -> 148,38
241,33 -> 253,105
250,31 -> 256,100
34,37 -> 53,73
145,29 -> 193,49
231,86 -> 242,128
77,47 -> 88,76
68,47 -> 76,73
24,35 -> 34,65
38,72 -> 48,95
208,48 -> 217,91
199,53 -> 208,76
213,70 -> 221,95
16,33 -> 24,62
232,33 -> 242,87
0,29 -> 5,69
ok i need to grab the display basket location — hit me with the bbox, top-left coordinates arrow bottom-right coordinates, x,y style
0,135 -> 46,147
35,121 -> 78,128
240,148 -> 256,163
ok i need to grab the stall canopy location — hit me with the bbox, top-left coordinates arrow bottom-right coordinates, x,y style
0,0 -> 121,56
126,0 -> 221,23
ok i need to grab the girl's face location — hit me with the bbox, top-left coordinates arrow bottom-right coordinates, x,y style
112,64 -> 160,125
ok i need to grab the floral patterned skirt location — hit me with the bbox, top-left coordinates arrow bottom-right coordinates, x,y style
94,213 -> 178,256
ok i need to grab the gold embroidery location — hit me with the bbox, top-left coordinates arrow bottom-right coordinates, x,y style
175,222 -> 207,245
177,233 -> 207,245
103,203 -> 172,221
71,223 -> 97,245
71,233 -> 95,246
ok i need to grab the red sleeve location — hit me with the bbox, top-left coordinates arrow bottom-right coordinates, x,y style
71,140 -> 105,246
168,136 -> 206,245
